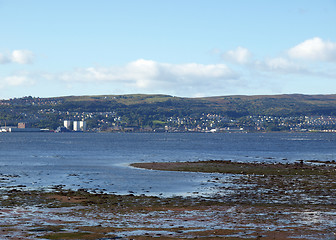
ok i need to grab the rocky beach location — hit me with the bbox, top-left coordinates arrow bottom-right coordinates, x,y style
0,160 -> 335,239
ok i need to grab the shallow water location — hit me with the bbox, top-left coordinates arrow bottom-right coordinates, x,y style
0,132 -> 336,196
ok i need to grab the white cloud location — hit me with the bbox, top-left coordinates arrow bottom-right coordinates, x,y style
0,50 -> 34,64
60,59 -> 239,91
4,76 -> 30,86
288,37 -> 336,62
222,47 -> 252,64
0,74 -> 35,89
11,50 -> 34,64
166,62 -> 231,78
256,57 -> 307,74
220,43 -> 318,76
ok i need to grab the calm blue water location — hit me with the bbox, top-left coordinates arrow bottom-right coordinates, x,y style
0,132 -> 335,196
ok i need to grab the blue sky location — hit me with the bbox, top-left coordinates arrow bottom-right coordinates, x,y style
0,0 -> 335,99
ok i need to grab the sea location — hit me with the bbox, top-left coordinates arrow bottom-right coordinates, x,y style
0,132 -> 335,197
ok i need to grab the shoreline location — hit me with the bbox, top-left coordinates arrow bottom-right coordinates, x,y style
130,160 -> 336,205
0,188 -> 335,240
0,161 -> 335,239
130,159 -> 336,175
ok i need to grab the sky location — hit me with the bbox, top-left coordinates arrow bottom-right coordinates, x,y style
0,0 -> 335,99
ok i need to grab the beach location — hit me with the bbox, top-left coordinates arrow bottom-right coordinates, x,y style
1,160 -> 335,239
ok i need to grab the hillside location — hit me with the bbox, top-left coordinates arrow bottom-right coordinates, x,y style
202,94 -> 336,116
1,94 -> 336,131
44,93 -> 336,116
57,93 -> 336,117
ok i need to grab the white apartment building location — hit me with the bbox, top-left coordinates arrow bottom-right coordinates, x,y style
64,120 -> 71,129
73,121 -> 80,131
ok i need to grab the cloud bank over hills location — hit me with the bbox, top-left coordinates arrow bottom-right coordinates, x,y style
1,37 -> 335,97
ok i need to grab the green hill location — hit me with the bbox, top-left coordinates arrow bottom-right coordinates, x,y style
1,94 -> 336,130
54,93 -> 336,117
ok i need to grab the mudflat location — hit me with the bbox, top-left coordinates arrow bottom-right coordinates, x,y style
0,160 -> 335,239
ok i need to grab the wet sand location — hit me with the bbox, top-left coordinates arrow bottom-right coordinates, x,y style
130,159 -> 336,176
0,160 -> 336,239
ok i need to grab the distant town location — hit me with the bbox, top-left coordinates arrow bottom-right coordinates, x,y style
1,94 -> 336,133
1,114 -> 336,133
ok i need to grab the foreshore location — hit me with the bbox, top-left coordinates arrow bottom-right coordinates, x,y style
1,160 -> 335,239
